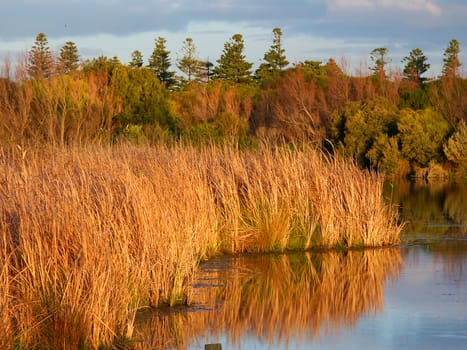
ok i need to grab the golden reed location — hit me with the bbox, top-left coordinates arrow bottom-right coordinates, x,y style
0,143 -> 402,348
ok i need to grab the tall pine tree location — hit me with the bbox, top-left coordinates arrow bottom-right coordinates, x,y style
256,27 -> 289,81
177,37 -> 203,82
59,41 -> 80,74
148,37 -> 175,87
442,39 -> 461,78
129,50 -> 144,69
28,32 -> 53,78
213,34 -> 253,84
370,47 -> 390,78
402,48 -> 430,84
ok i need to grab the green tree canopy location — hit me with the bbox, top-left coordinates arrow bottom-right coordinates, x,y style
58,41 -> 80,74
213,34 -> 253,84
442,39 -> 462,78
81,55 -> 121,78
111,65 -> 177,138
332,97 -> 399,168
129,50 -> 144,69
148,37 -> 175,87
177,38 -> 203,83
28,32 -> 53,78
370,47 -> 389,77
255,27 -> 289,82
398,108 -> 450,167
443,120 -> 467,168
402,48 -> 430,84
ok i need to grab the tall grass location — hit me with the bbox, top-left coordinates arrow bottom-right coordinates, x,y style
0,143 -> 402,348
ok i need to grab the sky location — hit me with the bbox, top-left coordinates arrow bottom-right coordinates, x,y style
1,0 -> 466,77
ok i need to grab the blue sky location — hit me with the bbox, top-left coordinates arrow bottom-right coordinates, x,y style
1,0 -> 466,77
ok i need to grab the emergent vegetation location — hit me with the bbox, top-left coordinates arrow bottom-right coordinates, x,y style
0,144 -> 402,349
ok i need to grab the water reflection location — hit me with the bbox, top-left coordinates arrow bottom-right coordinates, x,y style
384,180 -> 467,236
133,249 -> 402,349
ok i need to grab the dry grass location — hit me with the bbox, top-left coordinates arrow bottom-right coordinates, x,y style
0,143 -> 402,348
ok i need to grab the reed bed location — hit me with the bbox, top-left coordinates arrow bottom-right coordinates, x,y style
0,143 -> 402,348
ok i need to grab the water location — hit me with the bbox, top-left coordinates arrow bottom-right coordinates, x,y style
133,180 -> 467,349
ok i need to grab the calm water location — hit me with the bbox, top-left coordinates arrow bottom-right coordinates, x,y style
133,180 -> 467,350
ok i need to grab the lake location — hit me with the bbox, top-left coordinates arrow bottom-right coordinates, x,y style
133,180 -> 467,350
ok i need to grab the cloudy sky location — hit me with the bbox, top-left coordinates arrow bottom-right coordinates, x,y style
1,0 -> 466,76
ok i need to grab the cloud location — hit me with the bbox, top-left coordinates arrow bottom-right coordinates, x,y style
327,0 -> 442,16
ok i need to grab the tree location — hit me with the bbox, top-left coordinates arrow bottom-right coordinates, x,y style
213,34 -> 253,84
148,37 -> 175,87
402,48 -> 430,84
58,41 -> 80,74
111,65 -> 177,138
370,47 -> 389,77
331,97 -> 399,168
442,39 -> 461,78
81,55 -> 121,78
443,121 -> 467,170
177,38 -> 203,82
28,32 -> 53,78
255,27 -> 289,81
324,58 -> 350,111
129,50 -> 143,69
398,108 -> 450,167
196,60 -> 214,82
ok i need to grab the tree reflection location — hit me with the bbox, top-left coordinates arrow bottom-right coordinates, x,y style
133,249 -> 402,349
385,180 -> 467,235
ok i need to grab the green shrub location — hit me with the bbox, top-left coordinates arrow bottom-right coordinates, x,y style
444,120 -> 467,170
366,134 -> 401,175
398,108 -> 451,167
332,97 -> 398,168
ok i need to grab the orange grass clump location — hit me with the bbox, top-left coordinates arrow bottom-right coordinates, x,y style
0,143 -> 402,348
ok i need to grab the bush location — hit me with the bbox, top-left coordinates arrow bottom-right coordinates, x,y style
444,120 -> 467,171
366,134 -> 402,175
398,108 -> 451,167
332,97 -> 399,168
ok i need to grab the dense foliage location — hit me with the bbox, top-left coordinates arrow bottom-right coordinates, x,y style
1,31 -> 466,178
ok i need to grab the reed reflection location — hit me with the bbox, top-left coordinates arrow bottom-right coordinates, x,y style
133,248 -> 402,349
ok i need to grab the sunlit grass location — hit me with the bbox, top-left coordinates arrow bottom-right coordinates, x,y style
0,143 -> 402,348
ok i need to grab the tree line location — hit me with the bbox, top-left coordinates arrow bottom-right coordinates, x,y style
1,29 -> 466,178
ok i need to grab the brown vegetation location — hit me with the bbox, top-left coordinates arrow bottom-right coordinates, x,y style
0,143 -> 402,348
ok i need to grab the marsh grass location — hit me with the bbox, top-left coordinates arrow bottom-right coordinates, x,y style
0,143 -> 402,348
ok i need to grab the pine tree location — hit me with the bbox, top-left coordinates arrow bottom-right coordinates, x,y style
129,50 -> 143,69
370,47 -> 389,77
177,38 -> 203,82
148,37 -> 175,87
213,34 -> 253,84
196,60 -> 214,83
256,27 -> 289,81
402,48 -> 430,84
442,39 -> 461,78
28,32 -> 53,78
59,41 -> 80,74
